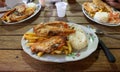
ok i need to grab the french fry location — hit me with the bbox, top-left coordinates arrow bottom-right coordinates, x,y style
54,50 -> 62,54
25,32 -> 37,36
26,43 -> 35,47
28,39 -> 36,43
59,46 -> 64,51
99,9 -> 103,12
24,35 -> 39,40
51,50 -> 62,55
64,50 -> 69,55
24,32 -> 39,40
67,41 -> 72,54
62,46 -> 68,50
37,52 -> 44,57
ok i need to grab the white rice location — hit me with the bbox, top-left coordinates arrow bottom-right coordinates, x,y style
94,12 -> 109,23
68,26 -> 88,50
27,3 -> 36,9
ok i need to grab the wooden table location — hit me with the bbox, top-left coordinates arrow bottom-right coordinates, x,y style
0,0 -> 120,71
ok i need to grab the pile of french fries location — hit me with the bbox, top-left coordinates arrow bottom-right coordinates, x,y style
88,8 -> 104,17
24,32 -> 73,57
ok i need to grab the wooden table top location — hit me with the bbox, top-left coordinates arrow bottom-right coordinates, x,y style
0,0 -> 120,71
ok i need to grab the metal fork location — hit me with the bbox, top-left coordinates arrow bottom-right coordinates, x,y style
95,28 -> 120,40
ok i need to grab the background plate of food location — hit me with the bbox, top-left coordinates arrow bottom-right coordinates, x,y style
1,2 -> 41,24
21,21 -> 99,63
82,0 -> 120,26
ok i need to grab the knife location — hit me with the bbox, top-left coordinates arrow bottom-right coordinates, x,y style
27,0 -> 33,3
87,25 -> 116,63
99,38 -> 116,62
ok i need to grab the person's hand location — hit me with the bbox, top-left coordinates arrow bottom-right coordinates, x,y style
103,0 -> 120,9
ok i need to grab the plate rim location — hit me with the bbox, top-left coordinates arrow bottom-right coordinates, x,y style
82,5 -> 120,26
21,22 -> 99,63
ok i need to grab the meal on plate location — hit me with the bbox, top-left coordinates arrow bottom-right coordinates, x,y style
83,0 -> 120,24
1,2 -> 36,23
23,21 -> 88,56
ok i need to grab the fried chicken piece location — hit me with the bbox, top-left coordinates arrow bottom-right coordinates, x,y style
93,0 -> 112,12
34,21 -> 75,37
83,0 -> 113,15
15,4 -> 26,13
31,36 -> 66,53
10,4 -> 35,22
83,2 -> 99,13
44,21 -> 69,28
10,7 -> 35,22
1,8 -> 16,22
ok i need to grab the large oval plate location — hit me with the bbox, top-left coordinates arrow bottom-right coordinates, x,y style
2,3 -> 41,24
82,5 -> 120,26
21,22 -> 99,63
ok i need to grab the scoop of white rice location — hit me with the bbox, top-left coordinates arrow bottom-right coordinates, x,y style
94,12 -> 109,23
68,27 -> 88,50
27,3 -> 36,9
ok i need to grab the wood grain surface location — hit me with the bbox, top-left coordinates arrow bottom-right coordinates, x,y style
0,0 -> 120,71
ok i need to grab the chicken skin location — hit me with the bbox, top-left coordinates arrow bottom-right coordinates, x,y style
31,36 -> 66,53
34,21 -> 75,37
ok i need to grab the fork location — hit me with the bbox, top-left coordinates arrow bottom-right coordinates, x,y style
95,28 -> 120,40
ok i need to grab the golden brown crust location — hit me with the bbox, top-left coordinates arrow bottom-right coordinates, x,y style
93,0 -> 112,12
83,0 -> 113,17
83,2 -> 99,13
33,21 -> 75,37
31,36 -> 66,53
9,7 -> 35,22
1,8 -> 16,20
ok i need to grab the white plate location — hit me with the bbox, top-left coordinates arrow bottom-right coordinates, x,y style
2,3 -> 41,24
21,22 -> 99,63
82,5 -> 120,26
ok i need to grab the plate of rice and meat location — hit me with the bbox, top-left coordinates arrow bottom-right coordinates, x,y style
21,21 -> 98,63
82,0 -> 120,26
1,2 -> 41,24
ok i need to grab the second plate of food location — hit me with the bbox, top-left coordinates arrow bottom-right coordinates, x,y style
1,2 -> 41,24
82,0 -> 120,26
